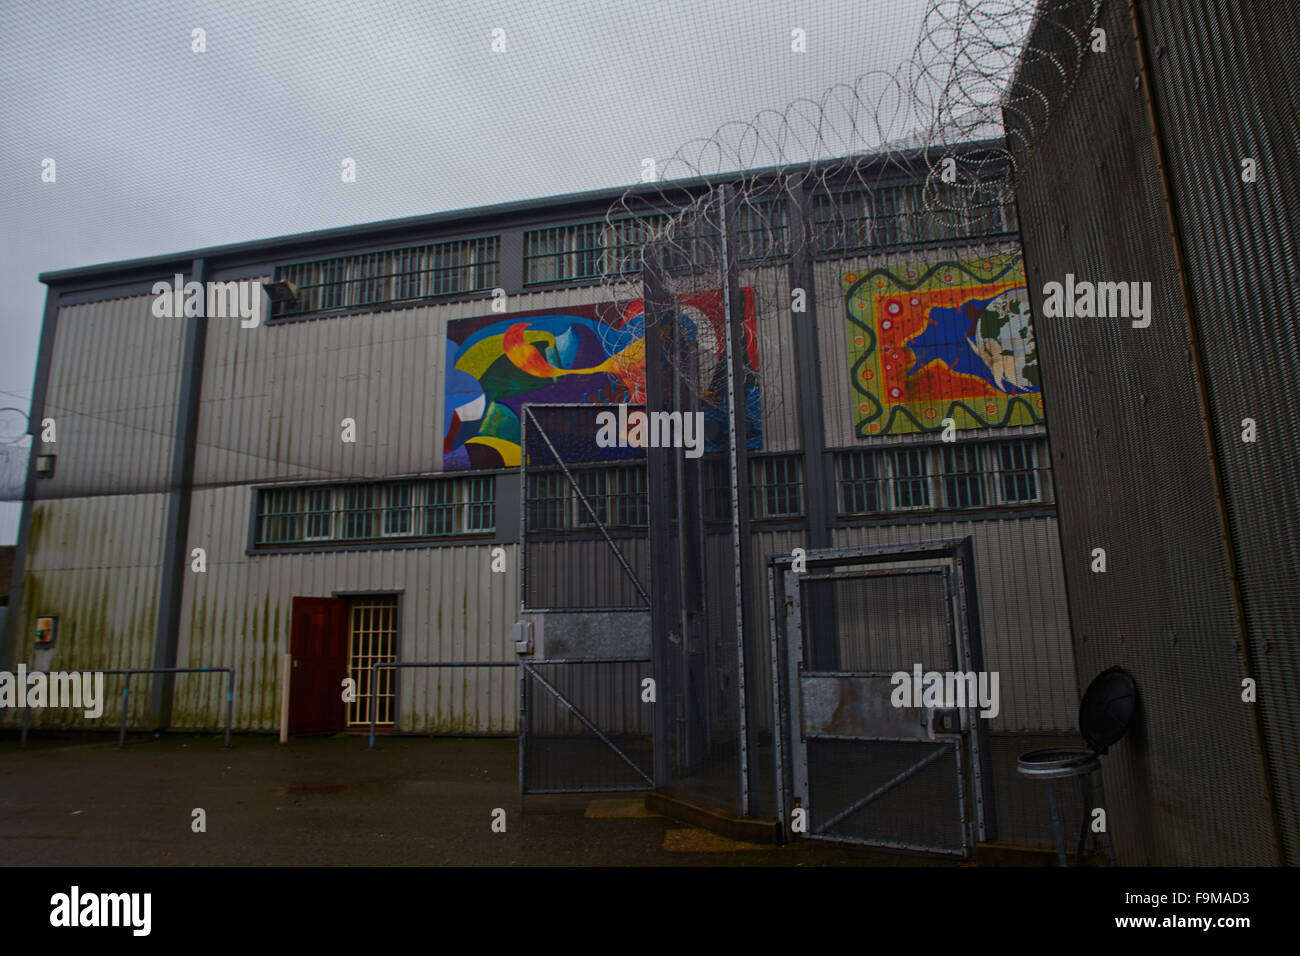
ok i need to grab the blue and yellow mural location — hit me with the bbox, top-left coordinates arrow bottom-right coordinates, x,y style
444,290 -> 761,470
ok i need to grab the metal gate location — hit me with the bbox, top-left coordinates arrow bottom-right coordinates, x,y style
516,403 -> 656,795
772,539 -> 995,857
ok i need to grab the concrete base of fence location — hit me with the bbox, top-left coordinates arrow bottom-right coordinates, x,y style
644,790 -> 782,845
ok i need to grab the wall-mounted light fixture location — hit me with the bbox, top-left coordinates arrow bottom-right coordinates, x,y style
262,279 -> 300,306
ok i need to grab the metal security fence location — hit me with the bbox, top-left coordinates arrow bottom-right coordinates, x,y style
519,659 -> 654,793
19,667 -> 235,749
520,404 -> 650,612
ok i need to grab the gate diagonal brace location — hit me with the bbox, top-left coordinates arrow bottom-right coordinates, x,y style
522,662 -> 654,786
815,742 -> 954,835
523,406 -> 649,606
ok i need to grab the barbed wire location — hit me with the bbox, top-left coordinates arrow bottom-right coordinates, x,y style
596,0 -> 1100,403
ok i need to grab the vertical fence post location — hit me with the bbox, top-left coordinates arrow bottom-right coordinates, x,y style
225,668 -> 234,748
368,662 -> 379,749
279,654 -> 291,744
118,674 -> 130,748
517,662 -> 527,814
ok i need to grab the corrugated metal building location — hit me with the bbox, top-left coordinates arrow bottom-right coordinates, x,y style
1008,0 -> 1299,865
3,150 -> 1080,844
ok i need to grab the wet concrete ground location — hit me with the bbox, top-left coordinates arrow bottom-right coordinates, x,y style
0,732 -> 956,866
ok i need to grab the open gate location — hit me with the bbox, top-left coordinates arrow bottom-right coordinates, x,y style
771,539 -> 996,857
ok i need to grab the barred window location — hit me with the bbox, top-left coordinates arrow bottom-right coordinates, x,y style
382,482 -> 412,536
813,179 -> 1018,254
836,449 -> 883,515
835,439 -> 1051,516
525,464 -> 648,531
891,447 -> 930,509
941,443 -> 986,509
303,486 -> 333,540
254,476 -> 495,547
998,439 -> 1040,503
271,236 -> 500,318
523,215 -> 669,284
736,199 -> 789,261
751,455 -> 804,519
341,484 -> 377,540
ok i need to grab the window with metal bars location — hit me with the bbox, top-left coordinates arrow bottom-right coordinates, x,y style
997,439 -> 1041,503
836,449 -> 883,515
941,443 -> 986,509
891,447 -> 931,509
736,199 -> 789,261
751,455 -> 804,519
346,596 -> 398,727
813,181 -> 1017,253
835,438 -> 1051,516
525,464 -> 647,531
523,215 -> 669,284
271,236 -> 500,318
253,476 -> 495,548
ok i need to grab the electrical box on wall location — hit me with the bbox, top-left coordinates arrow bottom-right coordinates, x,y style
510,620 -> 533,655
35,616 -> 58,646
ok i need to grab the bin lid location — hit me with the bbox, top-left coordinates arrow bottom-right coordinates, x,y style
1079,666 -> 1138,754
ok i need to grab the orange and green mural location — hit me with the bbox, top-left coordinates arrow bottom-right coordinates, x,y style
843,255 -> 1045,437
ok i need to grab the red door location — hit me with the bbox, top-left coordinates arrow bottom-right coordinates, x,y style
289,596 -> 349,735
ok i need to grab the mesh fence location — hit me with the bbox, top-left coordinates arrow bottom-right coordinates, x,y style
520,659 -> 654,793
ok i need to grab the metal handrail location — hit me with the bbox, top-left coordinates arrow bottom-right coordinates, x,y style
18,666 -> 235,749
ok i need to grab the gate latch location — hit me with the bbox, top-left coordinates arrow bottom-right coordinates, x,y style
930,707 -> 962,737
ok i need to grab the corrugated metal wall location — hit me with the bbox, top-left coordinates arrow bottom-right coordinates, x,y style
0,493 -> 167,731
35,295 -> 184,498
525,537 -> 650,610
741,265 -> 802,452
1009,0 -> 1289,864
831,518 -> 1074,733
175,485 -> 519,732
1138,0 -> 1300,867
194,283 -> 625,486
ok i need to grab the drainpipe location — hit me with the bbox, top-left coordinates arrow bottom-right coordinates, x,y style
151,256 -> 209,728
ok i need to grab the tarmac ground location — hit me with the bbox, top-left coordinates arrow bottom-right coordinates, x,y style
0,732 -> 959,866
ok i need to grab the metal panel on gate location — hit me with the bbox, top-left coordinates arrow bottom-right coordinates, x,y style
774,540 -> 992,858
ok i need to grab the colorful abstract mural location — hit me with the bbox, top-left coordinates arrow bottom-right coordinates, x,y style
843,255 -> 1045,437
444,290 -> 761,470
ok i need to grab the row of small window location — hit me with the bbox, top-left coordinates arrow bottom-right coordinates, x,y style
271,238 -> 501,318
813,182 -> 1017,252
267,184 -> 1017,318
526,467 -> 649,532
709,439 -> 1049,521
835,439 -> 1051,514
254,476 -> 495,546
522,440 -> 1047,534
522,186 -> 1015,285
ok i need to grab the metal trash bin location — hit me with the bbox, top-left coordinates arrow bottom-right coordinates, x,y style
1018,666 -> 1138,866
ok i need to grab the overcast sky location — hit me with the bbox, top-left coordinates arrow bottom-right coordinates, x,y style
0,0 -> 938,541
